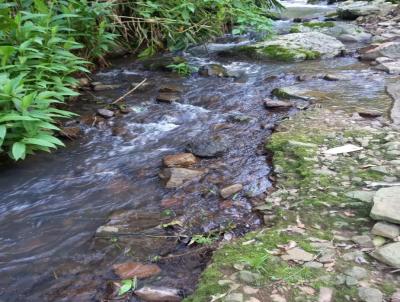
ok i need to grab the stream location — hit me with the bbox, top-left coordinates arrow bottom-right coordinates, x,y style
0,1 -> 394,301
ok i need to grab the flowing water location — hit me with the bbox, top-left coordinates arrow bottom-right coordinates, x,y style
0,2 -> 394,301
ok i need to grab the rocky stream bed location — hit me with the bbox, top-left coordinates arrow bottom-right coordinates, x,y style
0,0 -> 400,301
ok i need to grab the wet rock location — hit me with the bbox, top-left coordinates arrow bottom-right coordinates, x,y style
264,98 -> 293,109
358,287 -> 383,302
225,293 -> 244,302
344,266 -> 368,280
361,42 -> 400,60
111,126 -> 128,137
227,113 -> 254,124
159,168 -> 206,188
352,235 -> 374,248
163,153 -> 197,168
272,85 -> 327,102
345,191 -> 376,203
371,242 -> 400,268
92,83 -> 122,91
156,92 -> 180,103
358,110 -> 383,118
370,187 -> 400,224
220,184 -> 243,198
159,84 -> 184,94
97,108 -> 114,118
371,222 -> 400,239
112,262 -> 161,279
318,287 -> 333,302
231,32 -> 345,62
134,286 -> 182,302
187,136 -> 229,158
281,247 -> 314,262
59,126 -> 81,139
199,64 -> 228,77
238,270 -> 262,284
323,74 -> 348,81
161,197 -> 183,208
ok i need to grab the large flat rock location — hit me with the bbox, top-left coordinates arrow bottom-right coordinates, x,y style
371,242 -> 400,268
370,187 -> 400,224
228,32 -> 345,62
386,80 -> 400,125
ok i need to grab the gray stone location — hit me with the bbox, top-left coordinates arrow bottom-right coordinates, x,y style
371,242 -> 400,268
199,64 -> 228,77
238,270 -> 262,284
346,276 -> 359,286
304,261 -> 324,269
97,108 -> 114,118
372,236 -> 386,247
352,235 -> 374,248
376,61 -> 400,75
220,184 -> 243,198
338,0 -> 395,20
318,287 -> 333,302
371,222 -> 400,239
344,266 -> 368,280
264,99 -> 293,109
358,287 -> 383,302
281,247 -> 314,262
187,136 -> 229,158
342,251 -> 365,262
225,293 -> 244,302
370,187 -> 400,224
134,286 -> 182,302
159,168 -> 206,188
387,82 -> 400,126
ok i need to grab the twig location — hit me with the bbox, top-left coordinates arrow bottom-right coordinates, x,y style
111,78 -> 147,104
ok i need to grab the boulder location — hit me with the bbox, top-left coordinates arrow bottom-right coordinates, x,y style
163,153 -> 197,167
134,286 -> 182,302
337,0 -> 395,20
376,60 -> 400,75
387,82 -> 400,125
220,184 -> 243,198
229,32 -> 345,62
199,64 -> 228,77
358,287 -> 383,302
361,42 -> 400,60
187,136 -> 229,158
370,187 -> 400,224
156,93 -> 180,103
371,242 -> 400,268
159,168 -> 206,188
371,222 -> 400,239
292,21 -> 371,43
264,99 -> 293,109
112,262 -> 161,279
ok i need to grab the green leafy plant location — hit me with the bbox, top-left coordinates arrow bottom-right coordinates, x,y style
0,0 -> 116,160
189,234 -> 216,246
167,62 -> 198,76
118,277 -> 137,296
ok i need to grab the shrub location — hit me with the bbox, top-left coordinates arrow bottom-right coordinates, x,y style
0,0 -> 115,160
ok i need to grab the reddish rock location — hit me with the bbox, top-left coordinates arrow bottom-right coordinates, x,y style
113,262 -> 161,279
161,198 -> 183,208
163,153 -> 197,167
59,127 -> 81,139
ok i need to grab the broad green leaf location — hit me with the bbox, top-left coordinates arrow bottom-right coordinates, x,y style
0,125 -> 6,140
22,138 -> 56,148
0,115 -> 39,123
35,133 -> 65,146
118,280 -> 133,296
12,142 -> 26,160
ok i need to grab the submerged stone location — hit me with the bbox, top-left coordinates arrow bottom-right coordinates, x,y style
113,262 -> 161,279
220,184 -> 243,198
134,286 -> 182,302
163,153 -> 197,168
159,167 -> 206,188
